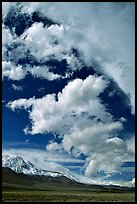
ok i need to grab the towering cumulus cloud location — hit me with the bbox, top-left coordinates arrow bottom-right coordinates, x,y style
7,75 -> 134,178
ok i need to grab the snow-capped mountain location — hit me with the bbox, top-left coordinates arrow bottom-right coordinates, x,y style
2,154 -> 135,188
2,154 -> 80,182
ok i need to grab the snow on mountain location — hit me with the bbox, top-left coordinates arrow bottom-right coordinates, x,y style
2,153 -> 80,182
2,153 -> 134,188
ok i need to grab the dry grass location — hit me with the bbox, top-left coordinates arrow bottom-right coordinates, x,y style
2,190 -> 135,202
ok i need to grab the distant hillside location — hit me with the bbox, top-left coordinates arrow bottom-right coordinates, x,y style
2,167 -> 134,193
2,167 -> 85,189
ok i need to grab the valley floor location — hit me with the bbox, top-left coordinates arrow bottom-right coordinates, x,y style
2,188 -> 135,202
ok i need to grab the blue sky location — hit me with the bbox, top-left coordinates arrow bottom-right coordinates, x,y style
2,2 -> 135,186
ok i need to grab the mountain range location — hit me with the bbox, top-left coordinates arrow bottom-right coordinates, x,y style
2,153 -> 135,191
2,154 -> 80,182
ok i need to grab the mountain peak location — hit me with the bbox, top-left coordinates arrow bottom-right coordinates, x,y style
2,153 -> 79,182
3,153 -> 37,174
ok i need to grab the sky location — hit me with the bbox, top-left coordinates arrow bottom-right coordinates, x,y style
2,2 -> 135,186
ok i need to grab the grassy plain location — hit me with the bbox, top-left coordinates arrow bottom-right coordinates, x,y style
2,184 -> 135,202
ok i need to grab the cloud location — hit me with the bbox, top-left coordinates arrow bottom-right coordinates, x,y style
25,139 -> 29,143
7,97 -> 35,111
121,177 -> 135,188
131,177 -> 135,185
2,26 -> 15,59
38,87 -> 45,93
7,74 -> 134,178
62,123 -> 134,178
3,2 -> 135,181
62,123 -> 124,154
2,26 -> 14,47
120,117 -> 127,123
97,60 -> 135,114
19,2 -> 135,114
2,25 -> 65,82
2,148 -> 84,173
11,84 -> 23,91
2,3 -> 134,113
27,65 -> 61,80
20,2 -> 134,64
126,135 -> 135,154
46,141 -> 63,152
20,21 -> 82,72
2,2 -> 13,18
7,75 -> 110,134
20,22 -> 66,62
2,22 -> 67,81
2,60 -> 63,81
2,61 -> 26,81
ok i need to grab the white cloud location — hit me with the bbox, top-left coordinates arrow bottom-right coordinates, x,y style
84,160 -> 99,177
11,84 -> 23,91
2,26 -> 15,59
7,97 -> 35,111
7,74 -> 134,178
131,177 -> 135,185
7,75 -> 110,134
120,117 -> 127,123
48,24 -> 65,38
27,65 -> 61,80
2,26 -> 13,46
38,87 -> 45,93
20,20 -> 84,72
2,61 -> 26,81
2,22 -> 69,81
19,2 -> 135,114
25,139 -> 29,143
3,3 -> 134,112
20,2 -> 134,63
2,60 -> 62,81
61,122 -> 134,178
97,60 -> 135,114
2,2 -> 13,18
59,75 -> 108,106
62,123 -> 123,153
46,141 -> 63,152
123,177 -> 135,188
126,135 -> 135,154
21,22 -> 66,62
2,148 -> 84,172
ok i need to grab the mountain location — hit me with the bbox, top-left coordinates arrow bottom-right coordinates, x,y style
2,167 -> 35,186
3,166 -> 134,193
2,154 -> 80,182
2,154 -> 98,190
2,166 -> 79,186
2,154 -> 135,191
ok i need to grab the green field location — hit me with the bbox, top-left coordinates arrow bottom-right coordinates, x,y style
2,185 -> 135,202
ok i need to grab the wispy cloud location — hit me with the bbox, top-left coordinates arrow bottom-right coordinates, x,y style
2,148 -> 84,171
11,84 -> 23,91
